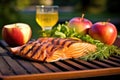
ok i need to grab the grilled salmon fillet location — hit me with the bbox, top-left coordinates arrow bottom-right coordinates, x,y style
10,38 -> 96,62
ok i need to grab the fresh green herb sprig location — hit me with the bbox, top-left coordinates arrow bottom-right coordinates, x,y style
79,35 -> 120,60
38,22 -> 120,61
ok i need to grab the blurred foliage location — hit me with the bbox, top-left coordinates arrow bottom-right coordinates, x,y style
0,0 -> 20,27
0,0 -> 21,39
39,0 -> 53,6
0,0 -> 120,28
54,0 -> 120,14
16,0 -> 30,10
0,0 -> 120,39
86,0 -> 107,14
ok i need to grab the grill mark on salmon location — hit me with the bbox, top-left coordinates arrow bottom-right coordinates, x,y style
20,42 -> 35,55
51,38 -> 78,47
30,43 -> 41,58
19,41 -> 33,55
37,38 -> 79,47
45,43 -> 56,53
36,42 -> 61,61
24,42 -> 37,56
31,43 -> 42,59
10,38 -> 97,62
37,37 -> 54,43
51,38 -> 60,45
61,39 -> 76,47
36,42 -> 50,60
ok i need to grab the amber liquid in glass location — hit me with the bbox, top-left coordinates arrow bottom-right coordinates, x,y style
36,12 -> 58,30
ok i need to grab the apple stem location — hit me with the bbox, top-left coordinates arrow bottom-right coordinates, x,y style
81,14 -> 85,21
81,14 -> 84,19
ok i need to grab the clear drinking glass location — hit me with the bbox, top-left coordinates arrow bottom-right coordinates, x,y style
36,5 -> 59,30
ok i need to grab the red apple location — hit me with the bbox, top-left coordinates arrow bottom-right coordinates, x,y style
2,23 -> 32,47
88,22 -> 117,45
68,14 -> 92,35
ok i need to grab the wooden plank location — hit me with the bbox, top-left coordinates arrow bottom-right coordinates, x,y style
0,46 -> 7,53
1,67 -> 120,80
52,61 -> 76,71
0,56 -> 14,75
109,57 -> 120,63
90,60 -> 113,68
2,52 -> 27,75
16,60 -> 40,74
74,59 -> 101,69
43,63 -> 62,72
32,62 -> 52,73
63,59 -> 89,70
101,59 -> 120,67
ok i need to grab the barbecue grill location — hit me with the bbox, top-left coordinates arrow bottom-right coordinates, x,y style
0,38 -> 120,80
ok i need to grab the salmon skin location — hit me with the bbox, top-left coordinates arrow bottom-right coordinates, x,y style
10,38 -> 96,62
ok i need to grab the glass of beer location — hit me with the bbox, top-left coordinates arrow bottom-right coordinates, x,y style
36,5 -> 59,30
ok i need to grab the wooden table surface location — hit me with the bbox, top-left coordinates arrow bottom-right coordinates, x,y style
0,38 -> 120,80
